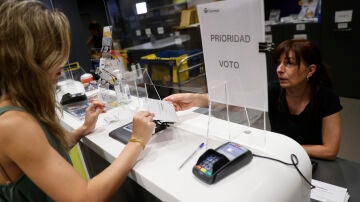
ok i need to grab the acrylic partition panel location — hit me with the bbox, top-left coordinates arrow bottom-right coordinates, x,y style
114,68 -> 163,107
206,81 -> 267,151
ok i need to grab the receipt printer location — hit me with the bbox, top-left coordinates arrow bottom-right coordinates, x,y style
193,142 -> 253,184
60,92 -> 87,105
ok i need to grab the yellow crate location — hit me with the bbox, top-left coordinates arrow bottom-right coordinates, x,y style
141,52 -> 189,84
63,62 -> 86,81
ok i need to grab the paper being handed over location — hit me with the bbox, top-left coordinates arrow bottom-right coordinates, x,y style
140,98 -> 179,123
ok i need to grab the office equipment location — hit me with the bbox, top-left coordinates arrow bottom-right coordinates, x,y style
193,142 -> 253,184
109,121 -> 172,144
60,93 -> 87,105
108,122 -> 133,144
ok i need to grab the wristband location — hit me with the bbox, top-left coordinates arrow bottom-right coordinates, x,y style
128,138 -> 145,150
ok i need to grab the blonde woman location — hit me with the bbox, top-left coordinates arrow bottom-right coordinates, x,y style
0,1 -> 155,201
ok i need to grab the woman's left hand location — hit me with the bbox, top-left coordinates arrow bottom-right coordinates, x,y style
81,101 -> 106,136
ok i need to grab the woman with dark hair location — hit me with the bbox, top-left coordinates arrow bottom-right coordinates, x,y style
0,1 -> 155,201
164,39 -> 342,160
268,39 -> 342,160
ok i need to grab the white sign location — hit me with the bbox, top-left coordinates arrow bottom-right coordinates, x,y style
197,0 -> 268,111
157,26 -> 164,34
145,28 -> 152,35
296,23 -> 306,31
335,10 -> 353,23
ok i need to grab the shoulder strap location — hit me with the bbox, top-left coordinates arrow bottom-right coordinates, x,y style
0,105 -> 71,164
0,106 -> 25,115
0,164 -> 11,184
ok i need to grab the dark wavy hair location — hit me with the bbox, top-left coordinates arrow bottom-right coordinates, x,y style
274,39 -> 333,89
273,39 -> 333,110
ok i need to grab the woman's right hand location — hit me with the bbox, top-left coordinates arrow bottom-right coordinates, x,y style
131,111 -> 155,145
163,93 -> 209,111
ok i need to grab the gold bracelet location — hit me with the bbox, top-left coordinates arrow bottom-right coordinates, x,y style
128,138 -> 145,150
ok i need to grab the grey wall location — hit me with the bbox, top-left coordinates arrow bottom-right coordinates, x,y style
338,97 -> 360,163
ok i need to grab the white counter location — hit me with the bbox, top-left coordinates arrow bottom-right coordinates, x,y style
61,102 -> 312,202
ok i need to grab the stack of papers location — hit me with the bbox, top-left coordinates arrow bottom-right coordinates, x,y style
311,179 -> 350,202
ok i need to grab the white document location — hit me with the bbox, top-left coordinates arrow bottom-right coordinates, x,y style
141,98 -> 179,122
310,179 -> 350,202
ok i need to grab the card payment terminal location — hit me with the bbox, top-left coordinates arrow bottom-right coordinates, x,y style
193,142 -> 253,184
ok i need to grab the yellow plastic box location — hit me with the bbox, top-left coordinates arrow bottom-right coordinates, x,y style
141,50 -> 190,84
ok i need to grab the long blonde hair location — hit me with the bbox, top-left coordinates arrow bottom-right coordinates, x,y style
0,0 -> 71,147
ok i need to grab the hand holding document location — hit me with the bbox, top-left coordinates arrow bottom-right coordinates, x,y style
141,98 -> 179,123
310,179 -> 350,202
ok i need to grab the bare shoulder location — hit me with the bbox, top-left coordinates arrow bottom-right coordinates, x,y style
0,110 -> 39,132
0,110 -> 45,151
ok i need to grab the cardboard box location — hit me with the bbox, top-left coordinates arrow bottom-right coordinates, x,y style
179,9 -> 198,27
